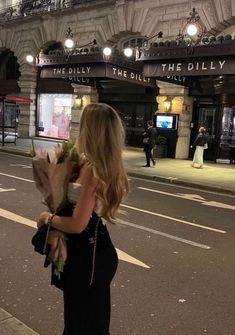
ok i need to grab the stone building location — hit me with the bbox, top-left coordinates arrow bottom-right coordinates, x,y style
0,0 -> 235,162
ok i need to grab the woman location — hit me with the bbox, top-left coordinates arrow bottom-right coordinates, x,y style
191,126 -> 208,169
37,103 -> 129,335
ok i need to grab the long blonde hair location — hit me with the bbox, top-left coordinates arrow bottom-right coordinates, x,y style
77,103 -> 129,221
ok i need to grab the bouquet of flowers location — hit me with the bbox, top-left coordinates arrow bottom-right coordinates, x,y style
31,139 -> 80,278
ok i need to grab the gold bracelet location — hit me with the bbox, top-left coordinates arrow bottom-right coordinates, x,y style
46,213 -> 56,226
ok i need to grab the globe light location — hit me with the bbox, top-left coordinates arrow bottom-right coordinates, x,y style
26,54 -> 34,63
64,38 -> 74,49
186,23 -> 198,36
124,47 -> 133,57
103,47 -> 112,56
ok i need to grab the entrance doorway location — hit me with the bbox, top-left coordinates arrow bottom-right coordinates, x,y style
190,98 -> 220,161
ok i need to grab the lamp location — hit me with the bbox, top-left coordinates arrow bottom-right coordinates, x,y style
163,97 -> 172,112
26,54 -> 34,63
75,95 -> 84,109
63,26 -> 97,59
177,8 -> 212,45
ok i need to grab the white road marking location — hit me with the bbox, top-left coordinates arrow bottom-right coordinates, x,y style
0,172 -> 34,183
0,208 -> 150,269
202,201 -> 235,210
0,186 -> 16,192
116,248 -> 150,268
121,204 -> 226,234
10,164 -> 32,169
115,218 -> 211,249
0,208 -> 37,228
138,187 -> 235,211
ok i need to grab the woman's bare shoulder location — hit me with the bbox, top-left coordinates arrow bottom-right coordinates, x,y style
78,162 -> 98,189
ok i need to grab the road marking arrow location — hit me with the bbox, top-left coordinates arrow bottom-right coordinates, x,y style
0,208 -> 150,269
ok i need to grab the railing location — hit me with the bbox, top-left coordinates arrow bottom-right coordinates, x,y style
0,0 -> 95,22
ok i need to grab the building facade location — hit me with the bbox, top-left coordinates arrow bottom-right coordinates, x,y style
0,0 -> 235,162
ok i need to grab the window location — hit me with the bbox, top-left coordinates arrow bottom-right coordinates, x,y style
38,94 -> 72,139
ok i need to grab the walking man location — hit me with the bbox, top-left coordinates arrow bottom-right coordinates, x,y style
142,120 -> 157,167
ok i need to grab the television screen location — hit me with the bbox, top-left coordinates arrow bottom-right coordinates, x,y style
156,115 -> 173,129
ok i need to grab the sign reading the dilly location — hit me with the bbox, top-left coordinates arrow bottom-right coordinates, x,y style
40,63 -> 156,87
105,64 -> 155,87
143,59 -> 235,77
40,64 -> 105,78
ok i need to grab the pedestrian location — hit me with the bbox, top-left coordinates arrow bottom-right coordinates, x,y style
37,103 -> 129,335
142,120 -> 157,167
191,126 -> 208,169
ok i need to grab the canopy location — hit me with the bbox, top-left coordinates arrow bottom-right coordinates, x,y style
5,95 -> 33,103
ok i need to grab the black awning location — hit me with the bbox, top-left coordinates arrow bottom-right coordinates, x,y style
40,62 -> 156,88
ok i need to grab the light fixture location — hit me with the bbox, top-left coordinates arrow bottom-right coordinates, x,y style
186,23 -> 198,37
123,47 -> 133,57
177,8 -> 211,45
64,38 -> 74,49
64,26 -> 74,49
103,47 -> 112,57
26,54 -> 34,63
163,97 -> 173,112
75,95 -> 84,109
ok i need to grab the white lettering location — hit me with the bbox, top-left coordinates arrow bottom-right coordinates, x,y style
219,60 -> 226,69
201,62 -> 207,70
210,61 -> 215,70
176,63 -> 182,71
188,63 -> 194,71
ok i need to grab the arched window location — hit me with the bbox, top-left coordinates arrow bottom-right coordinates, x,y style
120,36 -> 148,50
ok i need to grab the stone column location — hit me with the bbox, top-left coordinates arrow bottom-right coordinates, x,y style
70,84 -> 99,140
17,65 -> 38,138
157,81 -> 193,159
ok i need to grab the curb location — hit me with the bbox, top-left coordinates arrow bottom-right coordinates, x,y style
0,308 -> 39,335
1,148 -> 235,196
0,149 -> 31,157
127,171 -> 235,196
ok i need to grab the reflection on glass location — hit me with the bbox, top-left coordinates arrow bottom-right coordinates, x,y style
38,94 -> 72,139
220,106 -> 235,145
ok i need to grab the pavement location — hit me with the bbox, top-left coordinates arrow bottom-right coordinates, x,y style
0,137 -> 235,196
0,137 -> 235,334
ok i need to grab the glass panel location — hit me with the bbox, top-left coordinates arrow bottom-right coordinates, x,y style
198,107 -> 216,142
38,94 -> 72,139
220,106 -> 235,146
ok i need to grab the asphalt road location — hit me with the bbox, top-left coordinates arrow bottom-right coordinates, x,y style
0,152 -> 235,335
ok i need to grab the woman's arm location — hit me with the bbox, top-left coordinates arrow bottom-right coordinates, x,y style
192,134 -> 200,147
38,164 -> 98,234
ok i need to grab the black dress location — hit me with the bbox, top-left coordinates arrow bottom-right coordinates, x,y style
54,205 -> 118,335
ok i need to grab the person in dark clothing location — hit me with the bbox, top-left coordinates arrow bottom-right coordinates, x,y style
191,126 -> 208,168
37,103 -> 129,335
142,120 -> 157,167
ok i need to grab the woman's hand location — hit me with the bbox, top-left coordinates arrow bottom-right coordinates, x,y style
37,211 -> 50,228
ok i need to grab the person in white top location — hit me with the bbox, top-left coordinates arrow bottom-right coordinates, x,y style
37,103 -> 129,335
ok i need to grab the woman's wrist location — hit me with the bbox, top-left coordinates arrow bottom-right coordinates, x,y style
45,213 -> 56,226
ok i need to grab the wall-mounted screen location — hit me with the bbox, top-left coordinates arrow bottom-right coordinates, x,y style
156,115 -> 173,129
156,114 -> 178,130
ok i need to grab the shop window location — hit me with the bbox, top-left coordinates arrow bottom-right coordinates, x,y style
220,106 -> 235,145
38,94 -> 72,139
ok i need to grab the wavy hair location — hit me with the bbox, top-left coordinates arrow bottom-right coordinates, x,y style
77,103 -> 129,221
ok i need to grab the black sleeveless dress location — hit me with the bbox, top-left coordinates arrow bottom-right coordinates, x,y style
54,204 -> 118,335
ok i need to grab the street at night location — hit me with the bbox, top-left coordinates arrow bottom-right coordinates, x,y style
0,152 -> 235,335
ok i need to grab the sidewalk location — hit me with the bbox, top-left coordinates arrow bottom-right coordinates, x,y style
1,137 -> 235,195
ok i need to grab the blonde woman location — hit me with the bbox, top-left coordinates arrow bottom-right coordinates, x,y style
191,126 -> 208,168
37,103 -> 129,335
